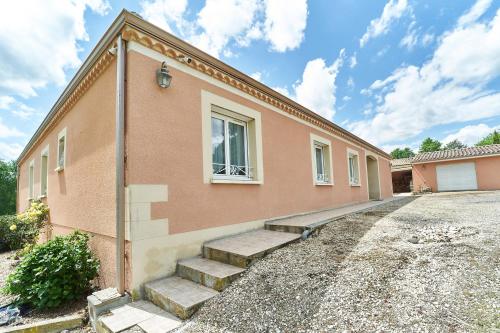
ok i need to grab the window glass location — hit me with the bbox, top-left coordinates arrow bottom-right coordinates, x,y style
58,137 -> 65,168
315,146 -> 324,178
41,154 -> 48,195
229,122 -> 246,176
211,117 -> 225,175
349,154 -> 359,184
29,164 -> 34,198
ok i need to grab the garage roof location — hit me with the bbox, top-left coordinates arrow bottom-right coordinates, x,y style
390,157 -> 414,171
412,144 -> 500,163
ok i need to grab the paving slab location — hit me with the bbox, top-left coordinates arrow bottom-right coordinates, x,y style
265,197 -> 403,233
145,277 -> 218,319
203,229 -> 301,267
99,301 -> 181,333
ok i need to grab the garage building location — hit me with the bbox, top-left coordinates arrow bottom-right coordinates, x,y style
412,144 -> 500,192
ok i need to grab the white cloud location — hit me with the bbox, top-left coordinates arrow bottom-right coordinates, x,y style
350,5 -> 500,146
442,123 -> 499,145
139,0 -> 189,33
0,0 -> 110,98
272,86 -> 291,98
250,72 -> 263,81
263,0 -> 308,52
0,117 -> 23,138
347,77 -> 355,89
293,49 -> 345,120
400,28 -> 418,50
192,0 -> 262,57
342,96 -> 351,102
457,0 -> 492,27
0,96 -> 37,119
360,0 -> 409,47
349,53 -> 357,68
0,142 -> 23,160
140,0 -> 308,58
421,33 -> 435,46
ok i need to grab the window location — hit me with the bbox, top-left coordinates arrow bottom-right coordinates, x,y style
347,149 -> 360,186
202,90 -> 264,184
310,133 -> 333,185
40,146 -> 49,197
56,128 -> 66,171
211,114 -> 249,178
28,160 -> 35,199
314,144 -> 328,183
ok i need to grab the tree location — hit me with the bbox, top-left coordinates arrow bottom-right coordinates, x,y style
419,137 -> 442,153
443,139 -> 467,150
390,147 -> 415,159
476,130 -> 500,146
0,160 -> 17,215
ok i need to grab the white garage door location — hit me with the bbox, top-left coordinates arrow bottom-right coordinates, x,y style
436,162 -> 478,192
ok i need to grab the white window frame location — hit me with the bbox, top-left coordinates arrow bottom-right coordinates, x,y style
56,128 -> 67,172
211,112 -> 250,180
347,148 -> 361,186
28,159 -> 35,200
202,90 -> 264,184
310,133 -> 334,185
40,145 -> 49,198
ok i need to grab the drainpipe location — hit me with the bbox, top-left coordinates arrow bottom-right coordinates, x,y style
115,34 -> 126,295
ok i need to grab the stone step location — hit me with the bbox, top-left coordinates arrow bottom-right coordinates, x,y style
144,276 -> 218,320
177,256 -> 245,291
265,198 -> 402,234
97,300 -> 182,333
203,229 -> 301,268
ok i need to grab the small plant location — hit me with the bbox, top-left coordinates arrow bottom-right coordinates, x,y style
0,201 -> 49,252
3,231 -> 100,309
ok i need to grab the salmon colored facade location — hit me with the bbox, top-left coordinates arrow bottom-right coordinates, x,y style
16,11 -> 393,295
412,155 -> 500,192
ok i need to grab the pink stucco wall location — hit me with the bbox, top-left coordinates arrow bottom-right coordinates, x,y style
412,155 -> 500,192
126,50 -> 393,235
16,62 -> 129,289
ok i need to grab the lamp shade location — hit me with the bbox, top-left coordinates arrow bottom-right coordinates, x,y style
156,62 -> 172,88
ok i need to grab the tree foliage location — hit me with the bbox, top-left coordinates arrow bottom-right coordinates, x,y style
476,130 -> 500,146
0,160 -> 17,215
419,137 -> 442,153
443,139 -> 467,150
390,147 -> 415,159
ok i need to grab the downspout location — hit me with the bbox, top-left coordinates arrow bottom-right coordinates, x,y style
115,34 -> 126,295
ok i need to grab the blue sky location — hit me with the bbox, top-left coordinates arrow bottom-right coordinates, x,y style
1,0 -> 499,160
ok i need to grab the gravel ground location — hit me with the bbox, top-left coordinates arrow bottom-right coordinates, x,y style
180,192 -> 500,333
0,250 -> 18,307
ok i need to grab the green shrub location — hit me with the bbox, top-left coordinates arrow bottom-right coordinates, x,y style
0,201 -> 49,252
3,231 -> 100,309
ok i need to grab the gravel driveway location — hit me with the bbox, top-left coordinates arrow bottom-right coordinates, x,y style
180,191 -> 500,333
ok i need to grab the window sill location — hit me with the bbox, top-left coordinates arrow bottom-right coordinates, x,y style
54,166 -> 64,172
350,183 -> 361,187
315,182 -> 333,186
211,178 -> 262,185
38,195 -> 47,199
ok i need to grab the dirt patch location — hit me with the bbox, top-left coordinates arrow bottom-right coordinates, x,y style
180,192 -> 500,332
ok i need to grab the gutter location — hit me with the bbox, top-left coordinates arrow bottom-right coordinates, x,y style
115,34 -> 126,295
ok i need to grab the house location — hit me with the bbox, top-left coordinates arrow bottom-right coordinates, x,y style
391,144 -> 500,193
16,10 -> 393,297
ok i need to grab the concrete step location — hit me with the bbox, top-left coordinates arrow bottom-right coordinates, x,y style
177,256 -> 245,291
144,276 -> 218,320
203,229 -> 301,268
265,198 -> 402,234
97,300 -> 182,333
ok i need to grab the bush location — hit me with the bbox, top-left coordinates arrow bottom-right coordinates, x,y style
3,231 -> 100,309
0,201 -> 49,252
